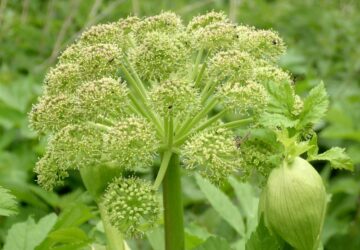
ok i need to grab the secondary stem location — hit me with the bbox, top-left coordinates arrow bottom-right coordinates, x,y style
163,154 -> 184,250
99,203 -> 125,250
153,150 -> 172,189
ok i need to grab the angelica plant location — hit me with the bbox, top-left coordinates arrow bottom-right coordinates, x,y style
29,11 -> 353,250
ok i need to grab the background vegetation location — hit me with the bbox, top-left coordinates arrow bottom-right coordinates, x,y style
0,0 -> 359,249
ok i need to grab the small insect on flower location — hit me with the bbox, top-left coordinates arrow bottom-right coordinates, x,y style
234,131 -> 251,149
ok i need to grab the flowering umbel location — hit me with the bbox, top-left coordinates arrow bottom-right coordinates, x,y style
29,11 -> 352,241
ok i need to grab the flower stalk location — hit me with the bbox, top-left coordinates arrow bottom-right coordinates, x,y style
99,204 -> 125,250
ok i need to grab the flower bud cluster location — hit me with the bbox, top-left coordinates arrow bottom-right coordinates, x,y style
30,77 -> 128,134
237,28 -> 286,61
207,50 -> 254,83
129,31 -> 188,81
252,65 -> 292,85
149,75 -> 200,119
217,81 -> 268,115
35,124 -> 104,190
182,127 -> 239,183
76,77 -> 128,120
238,136 -> 281,182
35,154 -> 69,191
79,22 -> 129,50
30,94 -> 80,133
103,177 -> 160,237
44,63 -> 82,95
187,11 -> 236,51
59,43 -> 122,79
134,11 -> 183,38
104,116 -> 158,170
117,16 -> 140,34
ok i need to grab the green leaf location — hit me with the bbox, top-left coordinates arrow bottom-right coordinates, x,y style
53,203 -> 94,230
276,130 -> 313,159
195,174 -> 245,237
309,147 -> 354,171
193,236 -> 233,250
48,227 -> 90,243
185,224 -> 211,250
228,177 -> 259,237
35,227 -> 91,250
185,231 -> 206,250
147,227 -> 165,250
298,82 -> 329,128
0,185 -> 17,216
3,213 -> 58,250
245,216 -> 281,250
307,132 -> 319,157
260,82 -> 297,128
260,113 -> 297,128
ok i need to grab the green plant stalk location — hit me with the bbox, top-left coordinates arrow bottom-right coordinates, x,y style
194,62 -> 206,87
99,203 -> 125,250
192,49 -> 203,80
215,117 -> 253,129
173,109 -> 228,146
153,150 -> 172,189
163,153 -> 184,250
80,167 -> 124,250
128,92 -> 164,137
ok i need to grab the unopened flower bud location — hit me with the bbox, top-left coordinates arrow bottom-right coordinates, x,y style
104,116 -> 158,170
149,75 -> 200,119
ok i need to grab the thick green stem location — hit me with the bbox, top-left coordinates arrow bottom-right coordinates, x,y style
163,154 -> 184,250
99,204 -> 125,250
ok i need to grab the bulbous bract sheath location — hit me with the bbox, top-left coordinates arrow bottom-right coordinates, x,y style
261,157 -> 327,250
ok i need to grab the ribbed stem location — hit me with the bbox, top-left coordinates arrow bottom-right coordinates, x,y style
163,154 -> 184,250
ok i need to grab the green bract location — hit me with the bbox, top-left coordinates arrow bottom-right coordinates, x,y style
30,11 -> 339,239
261,157 -> 327,250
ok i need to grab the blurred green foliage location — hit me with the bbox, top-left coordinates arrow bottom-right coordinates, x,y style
0,0 -> 359,249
